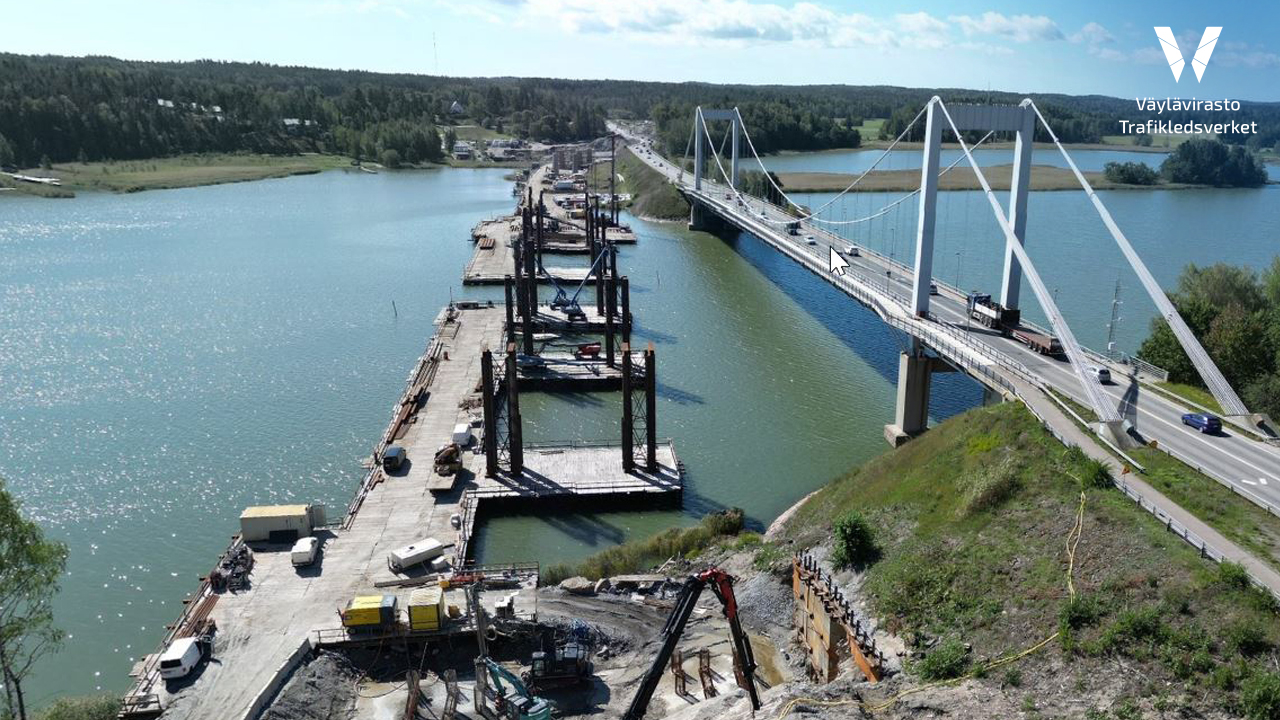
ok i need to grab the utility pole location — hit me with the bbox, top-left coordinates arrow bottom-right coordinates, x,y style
610,134 -> 618,225
1106,277 -> 1123,356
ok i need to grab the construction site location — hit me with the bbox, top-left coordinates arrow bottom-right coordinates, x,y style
109,139 -> 898,720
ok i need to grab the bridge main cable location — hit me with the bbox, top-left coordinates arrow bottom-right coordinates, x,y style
1025,100 -> 1252,419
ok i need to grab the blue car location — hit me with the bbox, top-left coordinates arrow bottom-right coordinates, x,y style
1181,413 -> 1222,434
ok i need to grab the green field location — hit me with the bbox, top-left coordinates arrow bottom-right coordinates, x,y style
18,153 -> 353,195
1100,132 -> 1217,148
851,117 -> 886,140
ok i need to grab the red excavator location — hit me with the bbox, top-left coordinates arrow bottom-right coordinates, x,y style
622,568 -> 761,720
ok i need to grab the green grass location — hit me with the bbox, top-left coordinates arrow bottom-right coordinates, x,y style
541,509 -> 744,585
588,146 -> 689,220
34,153 -> 351,194
778,402 -> 1280,717
1128,445 -> 1280,570
1045,386 -> 1280,569
851,117 -> 886,140
1156,381 -> 1225,415
35,695 -> 120,720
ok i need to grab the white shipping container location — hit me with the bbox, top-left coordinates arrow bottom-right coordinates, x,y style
239,505 -> 313,542
388,537 -> 445,573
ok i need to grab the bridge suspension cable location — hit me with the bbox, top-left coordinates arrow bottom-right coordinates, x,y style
1025,100 -> 1251,418
934,99 -> 1121,426
731,105 -> 928,222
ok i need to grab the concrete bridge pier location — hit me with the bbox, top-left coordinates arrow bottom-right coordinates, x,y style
884,347 -> 953,447
688,200 -> 719,232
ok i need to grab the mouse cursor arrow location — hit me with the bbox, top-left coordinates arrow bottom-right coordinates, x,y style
829,246 -> 849,277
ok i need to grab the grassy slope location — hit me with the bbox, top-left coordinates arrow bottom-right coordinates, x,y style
590,146 -> 689,220
1156,381 -> 1225,415
776,402 -> 1280,717
1046,387 -> 1280,571
24,153 -> 351,194
542,509 -> 747,585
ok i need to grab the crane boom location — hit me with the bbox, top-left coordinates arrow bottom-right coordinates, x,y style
622,568 -> 760,720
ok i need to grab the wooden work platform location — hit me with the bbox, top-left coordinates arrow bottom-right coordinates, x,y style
519,304 -> 620,331
454,441 -> 682,562
516,351 -> 638,391
462,235 -> 591,285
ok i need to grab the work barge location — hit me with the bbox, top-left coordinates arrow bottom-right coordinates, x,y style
118,155 -> 681,720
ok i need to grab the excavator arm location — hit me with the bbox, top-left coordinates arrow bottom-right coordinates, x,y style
622,568 -> 760,720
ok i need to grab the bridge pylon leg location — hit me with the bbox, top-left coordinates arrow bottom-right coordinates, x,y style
884,350 -> 933,447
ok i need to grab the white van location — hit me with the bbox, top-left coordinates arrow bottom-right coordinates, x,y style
159,637 -> 205,680
291,536 -> 319,567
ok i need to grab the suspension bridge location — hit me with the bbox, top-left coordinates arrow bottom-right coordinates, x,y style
612,97 -> 1280,521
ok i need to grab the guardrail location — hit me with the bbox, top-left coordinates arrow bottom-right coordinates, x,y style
690,178 -> 1280,604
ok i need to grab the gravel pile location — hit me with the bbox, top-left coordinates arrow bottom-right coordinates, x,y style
260,651 -> 360,720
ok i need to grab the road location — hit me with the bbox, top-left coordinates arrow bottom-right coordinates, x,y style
608,123 -> 1280,513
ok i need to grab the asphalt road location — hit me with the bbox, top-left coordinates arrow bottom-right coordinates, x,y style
609,126 -> 1280,511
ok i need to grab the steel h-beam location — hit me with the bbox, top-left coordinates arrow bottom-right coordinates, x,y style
481,347 -> 498,477
911,100 -> 943,317
522,209 -> 536,356
645,343 -> 657,472
503,276 -> 515,345
1000,104 -> 1035,310
621,342 -> 635,471
505,343 -> 523,475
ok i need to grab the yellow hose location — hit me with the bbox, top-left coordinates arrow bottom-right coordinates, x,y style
775,490 -> 1089,718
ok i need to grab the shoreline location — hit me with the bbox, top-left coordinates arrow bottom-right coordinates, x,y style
0,154 -> 523,198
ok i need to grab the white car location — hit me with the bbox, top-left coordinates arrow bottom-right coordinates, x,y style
845,245 -> 860,257
804,235 -> 817,246
1088,366 -> 1112,384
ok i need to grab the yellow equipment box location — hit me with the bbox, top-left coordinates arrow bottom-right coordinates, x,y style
344,594 -> 397,628
408,586 -> 445,631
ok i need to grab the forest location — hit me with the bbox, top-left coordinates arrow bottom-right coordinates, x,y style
5,53 -> 1280,169
1138,259 -> 1280,420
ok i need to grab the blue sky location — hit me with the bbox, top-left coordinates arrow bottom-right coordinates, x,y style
6,0 -> 1280,100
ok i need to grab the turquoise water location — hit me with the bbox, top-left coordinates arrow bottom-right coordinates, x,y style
2,155 -> 1277,704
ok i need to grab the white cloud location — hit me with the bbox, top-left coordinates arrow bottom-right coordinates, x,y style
518,0 -> 901,48
948,12 -> 1063,43
1070,22 -> 1113,45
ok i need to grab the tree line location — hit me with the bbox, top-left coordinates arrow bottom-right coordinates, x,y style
1139,258 -> 1280,419
1103,139 -> 1267,187
0,54 -> 608,167
6,53 -> 1280,170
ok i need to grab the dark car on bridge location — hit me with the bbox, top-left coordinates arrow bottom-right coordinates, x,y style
1181,413 -> 1222,434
